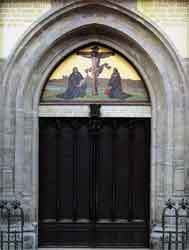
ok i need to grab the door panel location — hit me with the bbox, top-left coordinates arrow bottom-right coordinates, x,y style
57,124 -> 74,221
39,120 -> 57,222
97,124 -> 113,220
114,125 -> 130,220
131,122 -> 150,221
39,117 -> 150,247
76,125 -> 90,220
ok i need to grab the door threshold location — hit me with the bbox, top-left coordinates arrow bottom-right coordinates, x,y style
39,248 -> 150,250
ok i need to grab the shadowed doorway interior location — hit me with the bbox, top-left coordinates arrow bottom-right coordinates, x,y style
38,117 -> 150,248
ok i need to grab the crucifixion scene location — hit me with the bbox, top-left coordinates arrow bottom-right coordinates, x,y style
77,45 -> 115,96
41,44 -> 150,103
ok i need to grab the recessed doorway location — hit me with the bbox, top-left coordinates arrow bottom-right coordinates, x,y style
38,117 -> 150,248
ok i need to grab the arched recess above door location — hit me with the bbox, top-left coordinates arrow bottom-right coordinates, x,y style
39,43 -> 151,117
40,44 -> 150,105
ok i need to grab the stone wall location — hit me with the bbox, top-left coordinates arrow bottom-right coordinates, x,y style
0,0 -> 51,58
0,1 -> 188,249
0,0 -> 188,59
138,0 -> 189,58
0,59 -> 5,79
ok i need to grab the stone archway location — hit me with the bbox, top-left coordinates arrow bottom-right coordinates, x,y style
0,0 -> 187,248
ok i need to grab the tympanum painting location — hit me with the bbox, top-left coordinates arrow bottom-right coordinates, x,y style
40,45 -> 150,104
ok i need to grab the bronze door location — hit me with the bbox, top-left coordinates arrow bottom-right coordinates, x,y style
39,117 -> 150,247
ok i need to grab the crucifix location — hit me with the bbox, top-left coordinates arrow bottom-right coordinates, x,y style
77,45 -> 115,96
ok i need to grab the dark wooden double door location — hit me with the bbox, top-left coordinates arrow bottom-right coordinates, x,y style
39,117 -> 150,248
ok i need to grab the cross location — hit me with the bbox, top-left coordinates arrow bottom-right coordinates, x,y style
77,45 -> 115,96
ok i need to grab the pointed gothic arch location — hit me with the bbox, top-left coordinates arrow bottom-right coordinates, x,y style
0,1 -> 187,247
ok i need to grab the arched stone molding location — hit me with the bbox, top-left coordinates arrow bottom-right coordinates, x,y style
0,0 -> 187,244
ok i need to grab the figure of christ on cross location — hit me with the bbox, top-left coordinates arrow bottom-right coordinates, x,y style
77,45 -> 115,96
